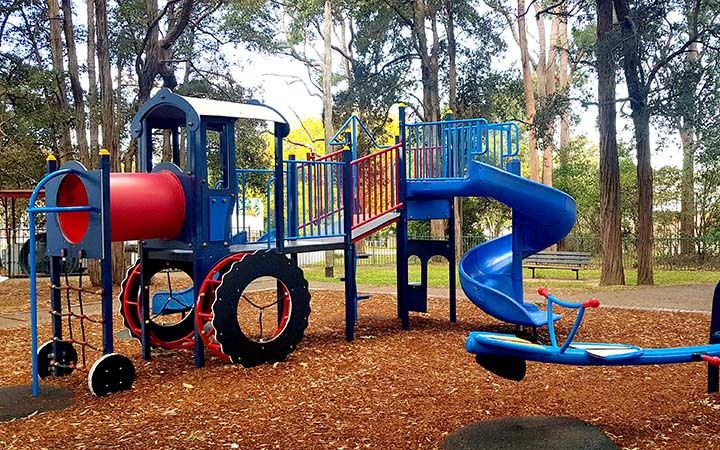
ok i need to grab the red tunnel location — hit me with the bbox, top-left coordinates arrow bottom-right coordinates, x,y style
57,171 -> 186,243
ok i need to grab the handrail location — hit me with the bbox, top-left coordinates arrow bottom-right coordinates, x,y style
405,117 -> 521,178
352,142 -> 401,164
406,117 -> 489,127
329,115 -> 392,151
314,148 -> 344,161
350,145 -> 401,228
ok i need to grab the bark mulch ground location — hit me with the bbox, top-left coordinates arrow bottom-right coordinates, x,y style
0,281 -> 719,449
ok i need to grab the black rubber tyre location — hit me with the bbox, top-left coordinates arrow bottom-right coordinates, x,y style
37,340 -> 77,378
212,251 -> 311,367
87,353 -> 135,397
19,233 -> 80,276
118,259 -> 196,347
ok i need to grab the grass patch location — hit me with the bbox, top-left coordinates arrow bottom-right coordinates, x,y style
302,264 -> 718,292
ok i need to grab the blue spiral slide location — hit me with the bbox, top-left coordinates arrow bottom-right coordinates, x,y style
407,159 -> 576,327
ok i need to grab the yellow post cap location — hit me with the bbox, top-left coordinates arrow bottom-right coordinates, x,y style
447,108 -> 454,114
46,154 -> 57,161
398,102 -> 406,108
99,148 -> 110,156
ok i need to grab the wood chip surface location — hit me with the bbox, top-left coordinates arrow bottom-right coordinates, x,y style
0,281 -> 719,449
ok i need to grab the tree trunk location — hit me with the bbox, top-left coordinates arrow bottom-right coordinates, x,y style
679,39 -> 699,256
412,0 -> 439,122
96,0 -> 126,284
322,0 -> 335,277
679,125 -> 696,254
633,110 -> 654,285
444,0 -> 462,261
613,0 -> 653,285
535,4 -> 555,188
61,0 -> 89,165
597,0 -> 625,285
558,7 -> 570,152
87,0 -> 99,167
445,0 -> 457,113
47,0 -> 73,157
517,0 -> 539,181
411,1 -> 444,240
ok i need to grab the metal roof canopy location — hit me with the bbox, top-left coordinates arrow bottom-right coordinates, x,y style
131,88 -> 290,138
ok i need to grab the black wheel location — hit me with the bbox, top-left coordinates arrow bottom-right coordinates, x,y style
37,340 -> 77,378
212,251 -> 311,367
118,259 -> 196,349
20,233 -> 80,276
87,353 -> 135,396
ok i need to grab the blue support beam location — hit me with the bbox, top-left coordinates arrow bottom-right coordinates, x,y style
342,148 -> 357,341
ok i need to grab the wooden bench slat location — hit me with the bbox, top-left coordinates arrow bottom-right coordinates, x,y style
522,251 -> 591,280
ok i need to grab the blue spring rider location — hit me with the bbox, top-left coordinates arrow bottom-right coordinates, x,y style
467,285 -> 720,390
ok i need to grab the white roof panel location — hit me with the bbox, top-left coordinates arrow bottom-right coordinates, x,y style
180,96 -> 287,124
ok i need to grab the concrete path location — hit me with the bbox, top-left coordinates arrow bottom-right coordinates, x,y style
313,281 -> 718,314
1,281 -> 716,330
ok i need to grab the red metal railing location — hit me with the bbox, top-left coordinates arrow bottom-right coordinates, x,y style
350,142 -> 402,229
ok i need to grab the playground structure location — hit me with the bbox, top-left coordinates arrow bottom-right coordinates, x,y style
28,87 -> 720,400
28,88 -> 541,396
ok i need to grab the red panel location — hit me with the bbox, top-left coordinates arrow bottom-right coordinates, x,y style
57,174 -> 90,244
108,172 -> 186,242
56,171 -> 186,243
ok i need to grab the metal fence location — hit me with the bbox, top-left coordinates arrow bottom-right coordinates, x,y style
561,235 -> 720,270
294,234 -> 487,268
0,226 -> 35,277
5,225 -> 720,277
297,233 -> 720,271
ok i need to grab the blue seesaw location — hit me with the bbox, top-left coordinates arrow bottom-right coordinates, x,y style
467,286 -> 720,383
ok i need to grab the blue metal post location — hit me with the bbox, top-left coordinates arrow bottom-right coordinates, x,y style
48,157 -> 62,345
98,149 -> 114,353
709,281 -> 720,392
287,155 -> 298,238
448,198 -> 457,323
396,104 -> 410,329
274,124 -> 285,252
508,158 -> 524,303
29,212 -> 39,396
30,155 -> 59,396
342,148 -> 357,341
351,119 -> 358,160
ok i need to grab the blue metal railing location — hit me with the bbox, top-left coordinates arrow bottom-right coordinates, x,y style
329,115 -> 392,151
405,118 -> 520,181
474,122 -> 520,169
235,160 -> 347,243
287,159 -> 345,240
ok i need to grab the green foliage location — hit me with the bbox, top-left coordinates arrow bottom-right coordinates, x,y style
0,59 -> 64,187
554,137 -> 639,236
457,66 -> 525,122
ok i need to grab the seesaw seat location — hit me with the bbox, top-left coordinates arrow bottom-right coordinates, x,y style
466,287 -> 720,381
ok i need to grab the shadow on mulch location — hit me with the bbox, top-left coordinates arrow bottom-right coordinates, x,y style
440,416 -> 619,450
0,384 -> 74,421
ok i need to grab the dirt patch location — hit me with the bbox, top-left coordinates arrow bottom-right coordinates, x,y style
0,283 -> 718,449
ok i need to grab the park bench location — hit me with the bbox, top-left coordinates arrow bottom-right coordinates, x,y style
523,251 -> 591,280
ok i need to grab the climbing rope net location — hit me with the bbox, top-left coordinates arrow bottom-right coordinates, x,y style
45,257 -> 103,372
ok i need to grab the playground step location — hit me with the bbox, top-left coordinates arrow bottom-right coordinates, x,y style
357,293 -> 372,301
356,253 -> 371,260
